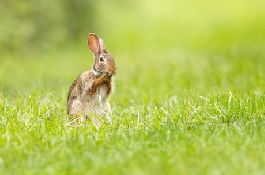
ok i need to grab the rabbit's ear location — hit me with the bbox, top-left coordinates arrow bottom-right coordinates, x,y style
88,33 -> 99,54
98,37 -> 107,53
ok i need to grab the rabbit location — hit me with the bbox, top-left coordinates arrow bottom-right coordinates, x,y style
67,33 -> 116,124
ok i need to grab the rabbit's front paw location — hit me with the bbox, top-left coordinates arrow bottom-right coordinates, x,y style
101,72 -> 111,83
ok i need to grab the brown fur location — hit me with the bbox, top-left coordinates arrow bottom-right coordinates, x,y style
67,72 -> 113,115
67,33 -> 116,122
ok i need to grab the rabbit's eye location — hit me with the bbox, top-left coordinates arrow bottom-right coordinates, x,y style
100,57 -> 104,62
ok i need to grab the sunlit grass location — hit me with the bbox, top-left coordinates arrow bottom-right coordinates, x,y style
0,84 -> 264,174
1,45 -> 265,174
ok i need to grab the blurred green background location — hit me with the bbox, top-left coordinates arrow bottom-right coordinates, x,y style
0,0 -> 265,99
1,0 -> 265,52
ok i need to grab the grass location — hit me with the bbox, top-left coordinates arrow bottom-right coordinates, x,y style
0,90 -> 265,174
0,47 -> 265,174
1,0 -> 265,174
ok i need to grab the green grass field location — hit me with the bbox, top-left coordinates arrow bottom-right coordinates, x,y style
1,0 -> 265,174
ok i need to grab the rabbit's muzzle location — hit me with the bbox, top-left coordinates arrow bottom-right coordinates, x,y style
107,58 -> 116,76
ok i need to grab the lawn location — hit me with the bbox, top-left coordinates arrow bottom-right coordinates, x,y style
1,0 -> 265,174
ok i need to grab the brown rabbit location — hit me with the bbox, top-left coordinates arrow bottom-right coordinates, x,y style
67,33 -> 116,124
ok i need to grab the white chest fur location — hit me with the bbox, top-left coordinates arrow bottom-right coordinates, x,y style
87,84 -> 110,116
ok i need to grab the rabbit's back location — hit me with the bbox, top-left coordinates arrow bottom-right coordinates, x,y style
67,71 -> 94,116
